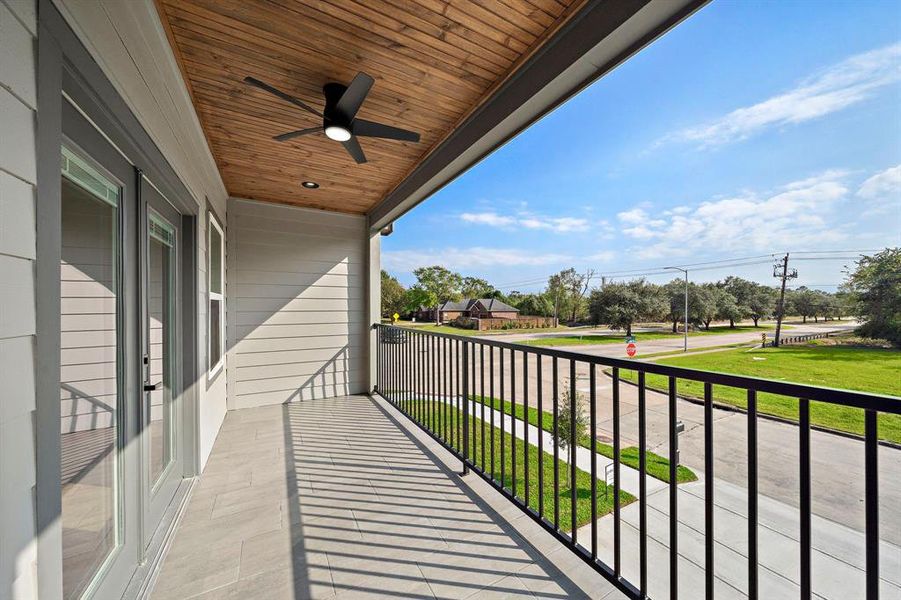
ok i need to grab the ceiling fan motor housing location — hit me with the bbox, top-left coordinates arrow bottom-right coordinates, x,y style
323,82 -> 350,128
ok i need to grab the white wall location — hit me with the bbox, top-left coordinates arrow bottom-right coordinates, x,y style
55,0 -> 229,470
226,199 -> 368,410
0,1 -> 38,598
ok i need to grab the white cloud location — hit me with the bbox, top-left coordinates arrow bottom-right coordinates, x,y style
857,164 -> 901,199
460,211 -> 516,227
617,208 -> 648,224
461,210 -> 590,233
617,171 -> 852,259
587,250 -> 616,262
658,43 -> 901,148
383,247 -> 572,272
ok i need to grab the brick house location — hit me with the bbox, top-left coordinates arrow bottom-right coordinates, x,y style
417,298 -> 520,322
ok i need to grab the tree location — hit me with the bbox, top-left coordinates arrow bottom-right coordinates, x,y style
746,284 -> 776,327
555,382 -> 587,489
664,279 -> 686,333
461,276 -> 493,298
404,285 -> 436,316
588,279 -> 666,336
412,266 -> 463,323
811,289 -> 831,322
380,270 -> 406,318
713,287 -> 743,327
514,292 -> 555,317
790,287 -> 819,323
547,268 -> 592,323
847,248 -> 901,345
692,284 -> 720,330
719,277 -> 753,327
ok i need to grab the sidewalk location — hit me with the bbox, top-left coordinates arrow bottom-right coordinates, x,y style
431,395 -> 901,598
587,477 -> 901,599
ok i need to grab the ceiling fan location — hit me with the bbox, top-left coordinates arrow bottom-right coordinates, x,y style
243,73 -> 421,164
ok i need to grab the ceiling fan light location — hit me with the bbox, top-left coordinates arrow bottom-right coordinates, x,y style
325,125 -> 352,142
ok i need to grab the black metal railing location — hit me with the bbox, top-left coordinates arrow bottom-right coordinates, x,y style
373,324 -> 897,600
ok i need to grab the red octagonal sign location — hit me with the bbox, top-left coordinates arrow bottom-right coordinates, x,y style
626,342 -> 637,357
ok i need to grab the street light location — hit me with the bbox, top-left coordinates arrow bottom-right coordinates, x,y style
665,266 -> 689,352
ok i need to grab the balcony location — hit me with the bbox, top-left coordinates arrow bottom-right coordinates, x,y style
7,1 -> 897,599
149,327 -> 899,599
150,396 -> 625,599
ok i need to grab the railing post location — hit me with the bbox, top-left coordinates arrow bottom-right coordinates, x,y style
461,341 -> 470,476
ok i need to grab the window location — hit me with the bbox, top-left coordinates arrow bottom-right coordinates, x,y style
208,212 -> 225,377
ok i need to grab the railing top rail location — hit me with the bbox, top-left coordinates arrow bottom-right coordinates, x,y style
375,324 -> 900,414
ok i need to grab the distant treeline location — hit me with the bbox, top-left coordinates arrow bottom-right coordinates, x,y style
382,248 -> 900,345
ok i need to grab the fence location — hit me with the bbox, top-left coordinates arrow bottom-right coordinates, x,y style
462,315 -> 557,331
373,323 -> 894,600
768,330 -> 841,347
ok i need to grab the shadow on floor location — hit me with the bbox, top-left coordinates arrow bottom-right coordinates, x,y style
151,395 -> 604,599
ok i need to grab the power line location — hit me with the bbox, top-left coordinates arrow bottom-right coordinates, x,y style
492,248 -> 881,291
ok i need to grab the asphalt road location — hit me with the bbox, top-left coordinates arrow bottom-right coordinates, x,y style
483,320 -> 859,358
395,320 -> 899,547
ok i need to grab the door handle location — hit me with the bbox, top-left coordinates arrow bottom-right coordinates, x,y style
144,381 -> 162,392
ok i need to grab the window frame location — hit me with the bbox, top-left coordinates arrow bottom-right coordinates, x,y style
207,211 -> 225,379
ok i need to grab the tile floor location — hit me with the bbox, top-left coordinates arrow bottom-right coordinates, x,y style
150,395 -> 627,599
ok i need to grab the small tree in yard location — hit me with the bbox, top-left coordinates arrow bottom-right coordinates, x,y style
555,382 -> 587,489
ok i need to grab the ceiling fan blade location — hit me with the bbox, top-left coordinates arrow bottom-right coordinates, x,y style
273,127 -> 321,142
352,119 -> 420,143
334,72 -> 374,121
341,136 -> 367,164
244,76 -> 321,117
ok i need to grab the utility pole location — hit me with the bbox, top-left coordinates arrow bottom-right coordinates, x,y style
665,266 -> 689,352
773,253 -> 797,347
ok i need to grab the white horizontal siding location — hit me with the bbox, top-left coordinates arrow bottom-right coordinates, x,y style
227,198 -> 367,408
0,1 -> 37,597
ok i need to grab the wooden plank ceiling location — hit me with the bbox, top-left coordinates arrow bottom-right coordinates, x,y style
156,0 -> 587,214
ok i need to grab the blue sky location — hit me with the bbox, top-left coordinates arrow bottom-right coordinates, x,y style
383,0 -> 901,293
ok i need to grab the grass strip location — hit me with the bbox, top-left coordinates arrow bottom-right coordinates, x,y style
406,400 -> 635,532
470,396 -> 697,484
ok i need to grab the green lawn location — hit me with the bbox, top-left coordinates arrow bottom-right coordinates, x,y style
518,325 -> 780,347
470,396 -> 696,484
407,400 -> 634,531
615,345 -> 901,442
395,322 -> 587,337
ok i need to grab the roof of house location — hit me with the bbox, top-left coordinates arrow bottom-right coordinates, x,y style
438,298 -> 519,313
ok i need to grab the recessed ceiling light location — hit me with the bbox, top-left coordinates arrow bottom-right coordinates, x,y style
301,181 -> 319,189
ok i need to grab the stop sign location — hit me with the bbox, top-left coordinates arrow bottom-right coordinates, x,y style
626,342 -> 637,357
